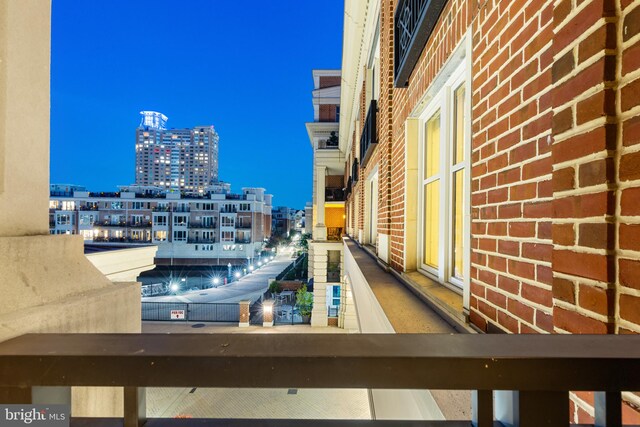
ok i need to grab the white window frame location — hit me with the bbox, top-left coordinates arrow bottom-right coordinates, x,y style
417,58 -> 470,292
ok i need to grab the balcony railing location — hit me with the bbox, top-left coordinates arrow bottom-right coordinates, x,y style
318,132 -> 339,149
394,0 -> 448,88
79,205 -> 99,211
187,238 -> 216,244
189,222 -> 217,229
235,239 -> 251,244
127,221 -> 150,227
359,100 -> 378,168
92,237 -> 151,244
352,158 -> 359,183
172,206 -> 190,212
327,227 -> 343,241
325,187 -> 345,202
96,221 -> 126,228
0,333 -> 638,427
236,223 -> 252,229
152,206 -> 170,212
220,207 -> 238,213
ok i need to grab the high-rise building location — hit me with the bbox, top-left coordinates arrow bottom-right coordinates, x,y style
135,111 -> 219,192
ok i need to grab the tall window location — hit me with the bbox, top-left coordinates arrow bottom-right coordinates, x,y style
419,61 -> 468,289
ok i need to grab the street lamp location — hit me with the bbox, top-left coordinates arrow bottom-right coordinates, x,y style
249,265 -> 254,272
234,271 -> 241,279
213,277 -> 220,286
227,263 -> 232,278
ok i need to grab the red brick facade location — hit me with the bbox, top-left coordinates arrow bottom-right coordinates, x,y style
342,0 -> 640,420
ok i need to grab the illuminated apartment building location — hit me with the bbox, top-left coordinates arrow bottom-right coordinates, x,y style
135,111 -> 219,192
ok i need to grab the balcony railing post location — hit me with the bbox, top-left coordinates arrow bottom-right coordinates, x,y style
518,391 -> 569,427
471,390 -> 493,427
124,386 -> 146,427
594,391 -> 622,427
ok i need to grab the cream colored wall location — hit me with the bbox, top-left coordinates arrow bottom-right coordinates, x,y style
0,1 -> 141,417
0,0 -> 51,236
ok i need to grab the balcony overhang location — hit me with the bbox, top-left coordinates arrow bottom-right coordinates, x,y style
394,0 -> 449,88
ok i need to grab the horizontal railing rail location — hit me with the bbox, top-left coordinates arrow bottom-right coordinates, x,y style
0,334 -> 638,427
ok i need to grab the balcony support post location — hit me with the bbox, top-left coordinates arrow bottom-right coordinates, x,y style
518,391 -> 568,427
471,390 -> 493,427
594,391 -> 622,427
124,386 -> 146,427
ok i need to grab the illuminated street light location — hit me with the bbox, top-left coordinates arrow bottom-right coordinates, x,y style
234,271 -> 241,279
170,283 -> 179,292
212,277 -> 220,285
249,265 -> 254,272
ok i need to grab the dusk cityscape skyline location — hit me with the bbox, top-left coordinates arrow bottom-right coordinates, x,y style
50,0 -> 343,208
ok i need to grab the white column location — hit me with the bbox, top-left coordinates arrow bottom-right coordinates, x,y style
311,245 -> 328,327
313,166 -> 326,240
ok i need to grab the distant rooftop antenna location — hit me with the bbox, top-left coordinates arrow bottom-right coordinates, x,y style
139,111 -> 168,130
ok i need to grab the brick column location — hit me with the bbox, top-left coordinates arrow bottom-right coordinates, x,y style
238,300 -> 250,328
551,0 -> 618,334
262,300 -> 273,327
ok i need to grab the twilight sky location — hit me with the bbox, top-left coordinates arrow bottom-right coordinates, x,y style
51,0 -> 343,209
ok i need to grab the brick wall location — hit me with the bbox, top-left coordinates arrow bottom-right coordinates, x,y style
387,0 -> 473,271
319,104 -> 338,122
470,0 -> 555,334
319,76 -> 341,89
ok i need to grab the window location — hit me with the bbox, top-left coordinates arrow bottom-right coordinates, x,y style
239,203 -> 250,211
111,201 -> 123,210
173,215 -> 188,226
221,216 -> 235,227
61,201 -> 75,211
221,231 -> 234,242
202,216 -> 214,227
131,202 -> 145,210
153,230 -> 167,242
418,60 -> 468,289
49,200 -> 59,209
56,214 -> 72,225
79,214 -> 95,226
153,215 -> 167,226
173,230 -> 187,242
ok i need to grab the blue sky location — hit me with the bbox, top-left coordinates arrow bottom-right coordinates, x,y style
51,0 -> 343,209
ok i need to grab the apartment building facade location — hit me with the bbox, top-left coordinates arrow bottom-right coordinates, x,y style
337,0 -> 640,421
135,111 -> 220,192
49,184 -> 272,266
306,69 -> 356,328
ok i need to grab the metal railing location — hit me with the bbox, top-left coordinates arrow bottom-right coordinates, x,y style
0,334 -> 637,427
141,302 -> 239,322
359,99 -> 378,168
394,0 -> 448,88
189,221 -> 217,229
327,227 -> 343,241
325,187 -> 345,202
187,238 -> 216,244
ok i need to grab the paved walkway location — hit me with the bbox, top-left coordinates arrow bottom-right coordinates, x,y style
143,322 -> 370,420
142,251 -> 295,304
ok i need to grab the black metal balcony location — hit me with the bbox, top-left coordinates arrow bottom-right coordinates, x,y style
325,187 -> 345,202
327,227 -> 343,241
189,221 -> 217,229
359,100 -> 378,169
318,131 -> 339,149
0,333 -> 638,427
152,206 -> 170,212
345,177 -> 352,197
128,221 -> 152,228
172,206 -> 190,212
235,239 -> 251,244
352,158 -> 359,183
96,221 -> 126,228
394,0 -> 448,88
79,205 -> 99,211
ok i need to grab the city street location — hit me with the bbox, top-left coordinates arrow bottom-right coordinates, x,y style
142,250 -> 297,304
